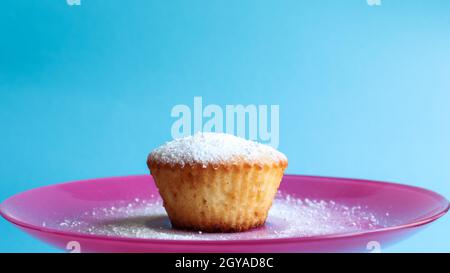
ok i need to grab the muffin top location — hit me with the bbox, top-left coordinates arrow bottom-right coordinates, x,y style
148,132 -> 287,168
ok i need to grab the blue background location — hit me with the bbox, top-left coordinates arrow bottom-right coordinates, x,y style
1,0 -> 449,252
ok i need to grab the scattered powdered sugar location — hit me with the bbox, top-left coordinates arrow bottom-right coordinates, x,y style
53,194 -> 388,240
148,132 -> 287,166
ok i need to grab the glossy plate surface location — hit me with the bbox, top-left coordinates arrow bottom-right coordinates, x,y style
1,175 -> 448,252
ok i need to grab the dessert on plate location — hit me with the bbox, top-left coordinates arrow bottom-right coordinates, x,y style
147,132 -> 288,232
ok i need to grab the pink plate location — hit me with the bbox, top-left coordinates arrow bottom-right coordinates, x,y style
0,174 -> 448,253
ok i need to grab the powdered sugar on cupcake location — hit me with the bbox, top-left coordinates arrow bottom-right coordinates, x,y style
148,132 -> 287,167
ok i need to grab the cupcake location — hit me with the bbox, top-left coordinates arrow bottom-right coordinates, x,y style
147,132 -> 288,232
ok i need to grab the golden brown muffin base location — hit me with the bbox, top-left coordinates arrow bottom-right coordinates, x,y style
148,161 -> 287,232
